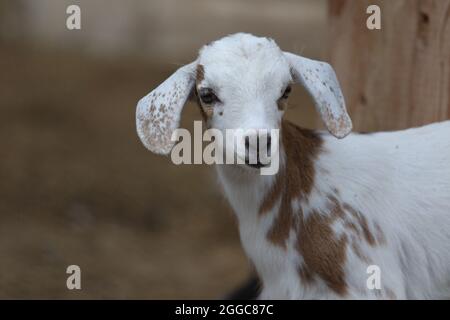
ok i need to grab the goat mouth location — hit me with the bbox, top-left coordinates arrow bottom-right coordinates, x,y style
245,161 -> 269,169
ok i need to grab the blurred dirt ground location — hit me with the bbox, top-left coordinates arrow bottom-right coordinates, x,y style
0,42 -> 323,299
0,44 -> 251,298
0,0 -> 325,299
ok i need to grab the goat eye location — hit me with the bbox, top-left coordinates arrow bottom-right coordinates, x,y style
198,88 -> 218,104
281,86 -> 291,99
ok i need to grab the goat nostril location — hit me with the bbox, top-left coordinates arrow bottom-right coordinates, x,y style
245,136 -> 250,151
266,136 -> 271,151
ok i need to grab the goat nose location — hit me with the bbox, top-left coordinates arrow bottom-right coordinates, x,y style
266,135 -> 272,153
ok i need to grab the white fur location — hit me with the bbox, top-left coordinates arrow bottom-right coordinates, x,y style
217,122 -> 450,299
136,33 -> 450,299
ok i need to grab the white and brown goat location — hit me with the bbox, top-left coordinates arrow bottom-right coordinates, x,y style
136,33 -> 450,299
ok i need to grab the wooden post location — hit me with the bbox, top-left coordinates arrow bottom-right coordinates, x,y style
328,0 -> 450,131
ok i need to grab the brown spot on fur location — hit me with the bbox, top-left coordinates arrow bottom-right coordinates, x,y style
374,222 -> 387,245
359,215 -> 375,246
261,121 -> 323,248
260,122 -> 350,295
193,83 -> 208,122
327,195 -> 346,219
351,238 -> 370,263
194,64 -> 214,121
259,171 -> 285,219
298,263 -> 314,284
343,204 -> 376,246
196,64 -> 205,84
344,221 -> 361,237
296,209 -> 349,296
193,94 -> 205,119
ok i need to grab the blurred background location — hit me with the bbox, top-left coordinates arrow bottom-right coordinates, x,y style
0,0 -> 326,298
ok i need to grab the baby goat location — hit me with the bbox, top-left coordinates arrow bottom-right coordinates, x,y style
136,33 -> 450,299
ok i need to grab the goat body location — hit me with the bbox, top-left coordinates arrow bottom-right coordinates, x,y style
136,33 -> 450,299
217,120 -> 450,299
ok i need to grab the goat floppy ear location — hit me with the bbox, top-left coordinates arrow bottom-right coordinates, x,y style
136,61 -> 197,154
284,52 -> 352,138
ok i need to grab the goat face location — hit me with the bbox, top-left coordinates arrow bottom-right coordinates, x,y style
136,33 -> 352,163
194,34 -> 290,168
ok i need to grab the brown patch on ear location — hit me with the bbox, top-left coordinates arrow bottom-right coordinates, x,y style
261,121 -> 323,248
296,207 -> 349,296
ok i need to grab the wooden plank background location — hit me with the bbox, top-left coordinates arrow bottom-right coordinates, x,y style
327,0 -> 450,131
